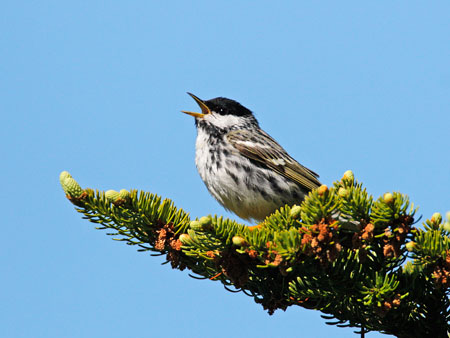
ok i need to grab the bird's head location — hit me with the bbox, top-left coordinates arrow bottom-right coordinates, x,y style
182,93 -> 259,132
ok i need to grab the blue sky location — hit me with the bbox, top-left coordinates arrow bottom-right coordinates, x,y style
1,2 -> 449,337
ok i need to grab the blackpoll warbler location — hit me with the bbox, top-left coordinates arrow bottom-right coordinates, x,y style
182,93 -> 320,222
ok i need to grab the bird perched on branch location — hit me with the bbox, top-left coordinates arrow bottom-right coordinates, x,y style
182,93 -> 320,222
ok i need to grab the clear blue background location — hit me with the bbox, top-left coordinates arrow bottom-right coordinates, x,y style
2,1 -> 449,337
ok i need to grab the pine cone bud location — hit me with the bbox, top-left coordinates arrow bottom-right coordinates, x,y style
119,189 -> 130,200
405,241 -> 416,252
289,205 -> 302,219
431,212 -> 442,225
179,233 -> 192,245
60,171 -> 84,197
189,220 -> 203,231
59,171 -> 72,184
199,215 -> 212,227
317,185 -> 328,196
443,221 -> 450,233
383,193 -> 394,204
232,236 -> 248,247
105,190 -> 120,202
342,170 -> 354,183
338,187 -> 349,198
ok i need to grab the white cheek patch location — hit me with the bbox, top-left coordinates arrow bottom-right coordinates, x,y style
204,113 -> 244,129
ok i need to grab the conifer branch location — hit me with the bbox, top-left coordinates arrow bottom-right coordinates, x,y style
59,171 -> 450,337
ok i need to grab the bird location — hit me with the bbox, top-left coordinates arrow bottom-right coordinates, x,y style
182,93 -> 321,222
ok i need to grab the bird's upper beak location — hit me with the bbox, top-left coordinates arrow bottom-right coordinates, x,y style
181,92 -> 211,118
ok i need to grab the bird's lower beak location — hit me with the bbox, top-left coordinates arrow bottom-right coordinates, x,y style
181,92 -> 211,118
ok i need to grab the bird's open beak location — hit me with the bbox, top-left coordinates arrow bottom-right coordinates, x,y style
181,92 -> 211,118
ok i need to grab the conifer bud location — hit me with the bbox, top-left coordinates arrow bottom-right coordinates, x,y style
405,241 -> 416,252
105,190 -> 120,202
431,212 -> 442,226
338,187 -> 349,198
59,171 -> 72,184
317,185 -> 328,196
119,189 -> 130,200
189,220 -> 203,231
342,170 -> 354,183
289,205 -> 302,219
232,236 -> 248,247
60,171 -> 83,197
199,216 -> 212,227
443,221 -> 450,233
383,193 -> 394,204
179,233 -> 191,245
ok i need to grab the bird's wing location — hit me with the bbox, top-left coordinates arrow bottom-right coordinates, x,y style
226,129 -> 321,191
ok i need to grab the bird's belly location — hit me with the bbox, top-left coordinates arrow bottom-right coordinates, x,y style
195,148 -> 305,222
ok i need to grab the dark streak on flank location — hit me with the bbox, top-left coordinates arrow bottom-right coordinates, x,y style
226,169 -> 240,185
